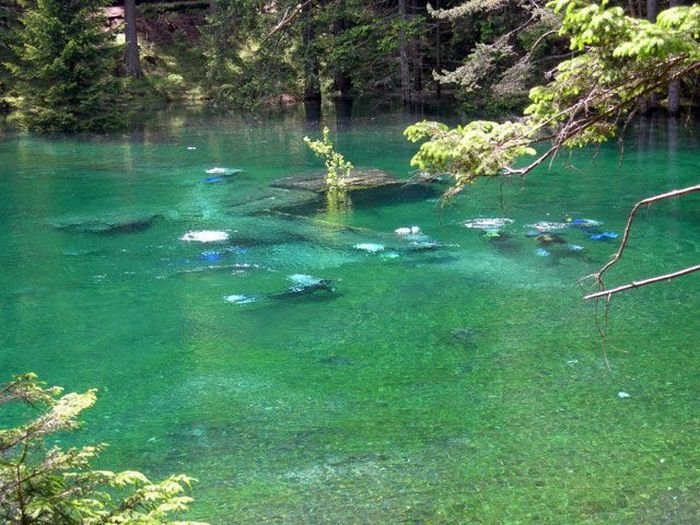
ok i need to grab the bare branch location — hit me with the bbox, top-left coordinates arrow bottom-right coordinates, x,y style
583,184 -> 700,286
261,0 -> 313,45
584,265 -> 700,300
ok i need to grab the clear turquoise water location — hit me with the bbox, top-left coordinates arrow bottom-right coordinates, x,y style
1,110 -> 698,523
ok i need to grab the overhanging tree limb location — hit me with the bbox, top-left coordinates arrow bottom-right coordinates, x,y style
583,264 -> 700,300
587,184 -> 700,280
580,184 -> 700,297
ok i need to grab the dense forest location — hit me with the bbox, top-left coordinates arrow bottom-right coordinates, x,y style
0,0 -> 697,131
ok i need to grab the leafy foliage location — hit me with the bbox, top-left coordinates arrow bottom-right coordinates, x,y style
405,120 -> 536,197
0,373 -> 207,525
304,126 -> 353,190
406,0 -> 700,196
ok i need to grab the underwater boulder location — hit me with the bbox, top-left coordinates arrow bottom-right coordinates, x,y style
536,233 -> 567,245
180,230 -> 230,243
353,242 -> 385,253
268,274 -> 336,299
270,169 -> 441,205
463,217 -> 514,230
224,294 -> 257,305
227,187 -> 322,215
203,167 -> 244,184
567,218 -> 603,229
50,213 -> 161,235
590,232 -> 619,241
526,221 -> 568,232
451,327 -> 478,347
395,226 -> 421,236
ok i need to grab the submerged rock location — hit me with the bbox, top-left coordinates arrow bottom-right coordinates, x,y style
224,294 -> 257,305
353,242 -> 385,253
180,230 -> 230,243
463,217 -> 514,230
227,187 -> 321,215
270,168 -> 441,205
272,169 -> 401,192
590,231 -> 619,241
527,221 -> 568,232
536,233 -> 567,245
318,355 -> 353,367
50,213 -> 161,235
395,225 -> 421,236
451,327 -> 477,344
268,274 -> 336,299
205,167 -> 242,176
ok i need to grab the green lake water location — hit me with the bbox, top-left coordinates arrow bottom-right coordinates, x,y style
0,109 -> 698,524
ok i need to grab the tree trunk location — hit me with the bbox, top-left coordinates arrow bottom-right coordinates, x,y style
638,0 -> 657,113
667,0 -> 681,115
302,1 -> 321,101
410,0 -> 424,94
332,15 -> 352,98
434,0 -> 441,98
399,0 -> 411,104
645,0 -> 657,21
668,78 -> 681,115
124,0 -> 143,78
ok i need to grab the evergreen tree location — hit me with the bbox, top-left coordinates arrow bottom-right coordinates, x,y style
6,0 -> 122,131
0,1 -> 19,109
0,373 -> 207,525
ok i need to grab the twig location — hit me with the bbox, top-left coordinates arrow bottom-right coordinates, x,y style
584,184 -> 700,285
584,264 -> 700,300
261,0 -> 313,45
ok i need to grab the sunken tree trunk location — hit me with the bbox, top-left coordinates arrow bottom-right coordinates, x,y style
124,0 -> 143,78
